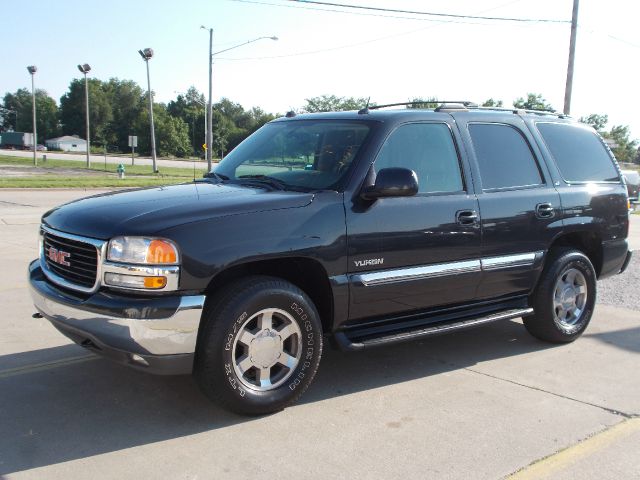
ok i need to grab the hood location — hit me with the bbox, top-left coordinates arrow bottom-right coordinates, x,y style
42,182 -> 314,239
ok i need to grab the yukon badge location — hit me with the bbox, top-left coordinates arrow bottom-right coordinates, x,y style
354,258 -> 384,268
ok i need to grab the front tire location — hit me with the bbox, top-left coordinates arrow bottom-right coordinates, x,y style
194,276 -> 323,415
524,248 -> 597,343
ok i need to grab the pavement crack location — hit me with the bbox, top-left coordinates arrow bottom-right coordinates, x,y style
0,200 -> 37,207
431,357 -> 634,419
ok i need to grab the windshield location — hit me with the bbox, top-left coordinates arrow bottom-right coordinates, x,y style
213,120 -> 372,191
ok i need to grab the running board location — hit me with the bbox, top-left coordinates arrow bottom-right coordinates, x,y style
333,308 -> 533,351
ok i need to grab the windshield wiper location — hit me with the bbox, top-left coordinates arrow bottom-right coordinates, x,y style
203,171 -> 229,182
237,174 -> 287,190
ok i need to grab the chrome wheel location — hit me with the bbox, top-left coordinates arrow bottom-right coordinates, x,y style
553,267 -> 587,328
232,308 -> 302,391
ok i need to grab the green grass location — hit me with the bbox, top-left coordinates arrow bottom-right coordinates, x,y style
0,176 -> 195,188
0,154 -> 209,188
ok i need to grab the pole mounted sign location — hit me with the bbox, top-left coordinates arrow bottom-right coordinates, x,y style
128,135 -> 138,165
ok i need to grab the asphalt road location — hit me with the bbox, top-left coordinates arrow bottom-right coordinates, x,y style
0,149 -> 215,170
1,189 -> 639,480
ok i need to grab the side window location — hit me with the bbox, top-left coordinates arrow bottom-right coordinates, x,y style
536,122 -> 620,183
375,123 -> 464,194
469,123 -> 543,190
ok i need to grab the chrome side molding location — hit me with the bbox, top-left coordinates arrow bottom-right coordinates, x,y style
353,251 -> 544,286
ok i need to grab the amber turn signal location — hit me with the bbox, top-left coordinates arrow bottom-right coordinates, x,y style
146,240 -> 178,264
143,276 -> 168,289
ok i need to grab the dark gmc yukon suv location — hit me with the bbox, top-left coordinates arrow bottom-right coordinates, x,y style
29,102 -> 632,415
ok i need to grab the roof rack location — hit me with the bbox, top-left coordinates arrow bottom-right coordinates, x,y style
357,101 -> 570,119
358,100 -> 476,114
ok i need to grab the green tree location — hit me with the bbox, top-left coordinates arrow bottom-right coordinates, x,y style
577,113 -> 638,163
482,98 -> 504,107
603,125 -> 638,164
302,95 -> 369,113
168,86 -> 207,156
513,93 -> 555,112
59,78 -> 113,143
103,78 -> 145,151
579,113 -> 608,132
134,103 -> 191,157
2,88 -> 60,140
406,97 -> 439,109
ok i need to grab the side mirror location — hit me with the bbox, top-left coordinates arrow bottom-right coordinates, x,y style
361,167 -> 418,200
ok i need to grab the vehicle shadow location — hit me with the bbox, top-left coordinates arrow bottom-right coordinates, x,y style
0,320 -> 554,475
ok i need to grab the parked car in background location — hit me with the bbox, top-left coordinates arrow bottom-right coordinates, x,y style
622,169 -> 639,205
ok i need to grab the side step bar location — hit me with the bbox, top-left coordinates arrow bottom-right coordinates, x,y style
334,308 -> 533,351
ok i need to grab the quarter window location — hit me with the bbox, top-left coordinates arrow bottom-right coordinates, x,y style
469,123 -> 543,190
536,122 -> 620,183
375,123 -> 464,194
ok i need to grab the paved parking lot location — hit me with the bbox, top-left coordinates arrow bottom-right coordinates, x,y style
1,189 -> 639,479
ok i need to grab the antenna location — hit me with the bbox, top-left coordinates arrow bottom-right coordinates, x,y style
358,97 -> 372,115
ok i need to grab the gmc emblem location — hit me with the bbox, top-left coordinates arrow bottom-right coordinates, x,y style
48,247 -> 71,267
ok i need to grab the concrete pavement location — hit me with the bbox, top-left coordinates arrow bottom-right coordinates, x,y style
0,189 -> 639,479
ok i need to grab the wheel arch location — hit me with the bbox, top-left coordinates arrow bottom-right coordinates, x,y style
203,257 -> 334,334
547,231 -> 603,277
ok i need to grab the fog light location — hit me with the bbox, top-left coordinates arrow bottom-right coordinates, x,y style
104,273 -> 167,289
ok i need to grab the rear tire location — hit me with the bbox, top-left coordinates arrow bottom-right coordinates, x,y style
524,248 -> 596,343
194,276 -> 323,415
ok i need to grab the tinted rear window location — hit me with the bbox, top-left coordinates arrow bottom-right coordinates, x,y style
536,123 -> 620,182
468,123 -> 543,190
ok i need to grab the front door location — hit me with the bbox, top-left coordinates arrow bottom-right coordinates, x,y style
346,121 -> 482,322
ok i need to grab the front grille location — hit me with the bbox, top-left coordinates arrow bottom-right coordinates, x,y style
43,231 -> 98,289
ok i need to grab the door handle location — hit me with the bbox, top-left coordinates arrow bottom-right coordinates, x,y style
456,210 -> 479,225
536,203 -> 555,219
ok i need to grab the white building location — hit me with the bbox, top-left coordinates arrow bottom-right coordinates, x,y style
45,135 -> 87,152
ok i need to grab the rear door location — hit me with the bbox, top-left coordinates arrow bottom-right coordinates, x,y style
454,113 -> 562,299
346,120 -> 482,322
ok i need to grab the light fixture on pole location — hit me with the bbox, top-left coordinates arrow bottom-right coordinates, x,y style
77,63 -> 92,167
138,48 -> 158,173
200,27 -> 278,171
26,65 -> 37,166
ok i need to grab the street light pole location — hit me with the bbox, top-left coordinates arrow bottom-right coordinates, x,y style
139,48 -> 157,173
201,27 -> 278,171
563,0 -> 579,115
27,65 -> 37,166
78,64 -> 92,167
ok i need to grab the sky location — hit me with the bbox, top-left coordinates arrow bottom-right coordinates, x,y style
1,0 -> 639,139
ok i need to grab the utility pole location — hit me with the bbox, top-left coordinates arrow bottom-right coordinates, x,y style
206,27 -> 213,171
563,0 -> 579,115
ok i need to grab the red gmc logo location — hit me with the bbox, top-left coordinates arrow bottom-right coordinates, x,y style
48,247 -> 71,267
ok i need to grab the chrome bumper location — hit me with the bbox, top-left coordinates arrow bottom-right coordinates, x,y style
29,260 -> 206,374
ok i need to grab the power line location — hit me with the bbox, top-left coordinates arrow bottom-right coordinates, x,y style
221,0 -> 556,61
284,0 -> 570,23
231,0 -> 526,24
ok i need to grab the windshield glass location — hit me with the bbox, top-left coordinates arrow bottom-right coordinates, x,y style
213,120 -> 372,191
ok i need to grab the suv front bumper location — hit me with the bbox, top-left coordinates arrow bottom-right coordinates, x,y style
28,260 -> 206,375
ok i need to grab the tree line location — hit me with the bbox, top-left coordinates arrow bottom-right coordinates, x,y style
0,81 -> 277,158
1,88 -> 638,163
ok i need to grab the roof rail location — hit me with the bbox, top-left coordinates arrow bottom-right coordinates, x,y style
359,100 -> 477,114
473,105 -> 570,118
355,101 -> 571,119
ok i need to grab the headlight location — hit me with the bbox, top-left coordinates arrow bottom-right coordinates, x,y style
104,237 -> 180,292
107,237 -> 179,265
